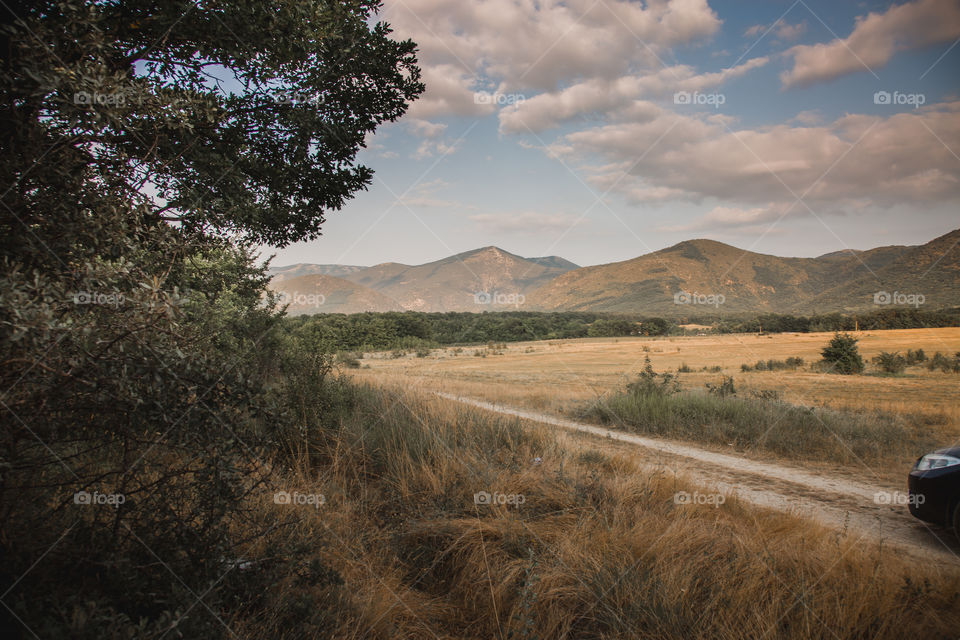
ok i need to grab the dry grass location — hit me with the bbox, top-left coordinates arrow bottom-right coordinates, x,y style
349,329 -> 960,481
234,382 -> 960,639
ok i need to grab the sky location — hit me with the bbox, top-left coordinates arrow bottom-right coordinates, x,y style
265,0 -> 960,269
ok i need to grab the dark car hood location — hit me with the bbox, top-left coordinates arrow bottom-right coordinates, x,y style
933,446 -> 960,457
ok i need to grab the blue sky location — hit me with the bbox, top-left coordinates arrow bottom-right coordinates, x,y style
266,0 -> 960,268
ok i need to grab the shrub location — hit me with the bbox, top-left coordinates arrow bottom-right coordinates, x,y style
820,333 -> 864,374
905,348 -> 927,365
873,351 -> 907,374
337,351 -> 363,368
706,376 -> 737,397
741,357 -> 804,372
925,351 -> 960,372
627,356 -> 681,397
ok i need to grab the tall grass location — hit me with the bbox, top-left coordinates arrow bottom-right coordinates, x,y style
231,379 -> 960,639
581,383 -> 937,465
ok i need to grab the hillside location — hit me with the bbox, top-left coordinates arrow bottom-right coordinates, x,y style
527,230 -> 959,315
268,273 -> 402,315
267,263 -> 366,283
339,246 -> 580,311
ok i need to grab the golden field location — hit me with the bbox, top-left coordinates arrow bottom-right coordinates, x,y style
350,328 -> 960,480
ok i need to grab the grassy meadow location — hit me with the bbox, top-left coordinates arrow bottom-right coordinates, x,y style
350,328 -> 960,482
234,381 -> 960,639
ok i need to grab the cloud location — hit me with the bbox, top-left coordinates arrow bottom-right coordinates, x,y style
550,101 -> 960,213
469,211 -> 588,234
781,0 -> 960,88
407,119 -> 448,138
658,204 -> 788,232
744,19 -> 807,42
404,64 -> 493,119
384,0 -> 721,100
498,57 -> 768,133
399,179 -> 475,208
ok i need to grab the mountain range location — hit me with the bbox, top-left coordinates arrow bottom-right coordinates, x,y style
268,229 -> 959,316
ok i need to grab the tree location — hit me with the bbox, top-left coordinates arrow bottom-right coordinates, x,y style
820,332 -> 865,374
0,1 -> 422,635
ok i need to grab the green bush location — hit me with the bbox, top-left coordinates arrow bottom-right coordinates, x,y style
706,376 -> 737,397
820,333 -> 865,374
873,351 -> 907,374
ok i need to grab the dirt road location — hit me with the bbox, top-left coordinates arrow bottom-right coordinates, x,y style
435,392 -> 960,565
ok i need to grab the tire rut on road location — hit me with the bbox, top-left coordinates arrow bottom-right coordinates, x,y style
435,392 -> 960,565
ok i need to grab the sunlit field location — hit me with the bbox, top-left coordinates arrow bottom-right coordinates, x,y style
351,328 -> 960,482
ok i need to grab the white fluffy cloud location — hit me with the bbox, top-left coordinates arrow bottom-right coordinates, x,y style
498,57 -> 768,133
385,0 -> 721,92
552,101 -> 960,220
781,0 -> 960,88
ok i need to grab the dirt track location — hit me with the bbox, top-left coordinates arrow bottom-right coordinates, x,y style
436,392 -> 960,565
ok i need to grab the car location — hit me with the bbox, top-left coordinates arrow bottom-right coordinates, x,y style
908,446 -> 960,537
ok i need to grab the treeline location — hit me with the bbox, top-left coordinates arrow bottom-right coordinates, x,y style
280,307 -> 960,352
281,311 -> 673,351
697,307 -> 960,334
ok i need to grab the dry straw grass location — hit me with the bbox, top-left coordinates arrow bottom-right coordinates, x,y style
235,381 -> 960,639
351,328 -> 960,481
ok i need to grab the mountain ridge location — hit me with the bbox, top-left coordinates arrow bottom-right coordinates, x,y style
267,230 -> 959,315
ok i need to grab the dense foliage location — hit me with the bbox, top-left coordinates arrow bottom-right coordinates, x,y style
820,333 -> 866,374
279,307 -> 960,352
0,0 -> 421,636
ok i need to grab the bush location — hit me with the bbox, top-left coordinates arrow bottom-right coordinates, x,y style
927,352 -> 960,373
873,351 -> 907,374
627,356 -> 681,397
820,333 -> 864,374
337,351 -> 363,368
905,348 -> 927,365
706,376 -> 737,397
740,357 -> 804,372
